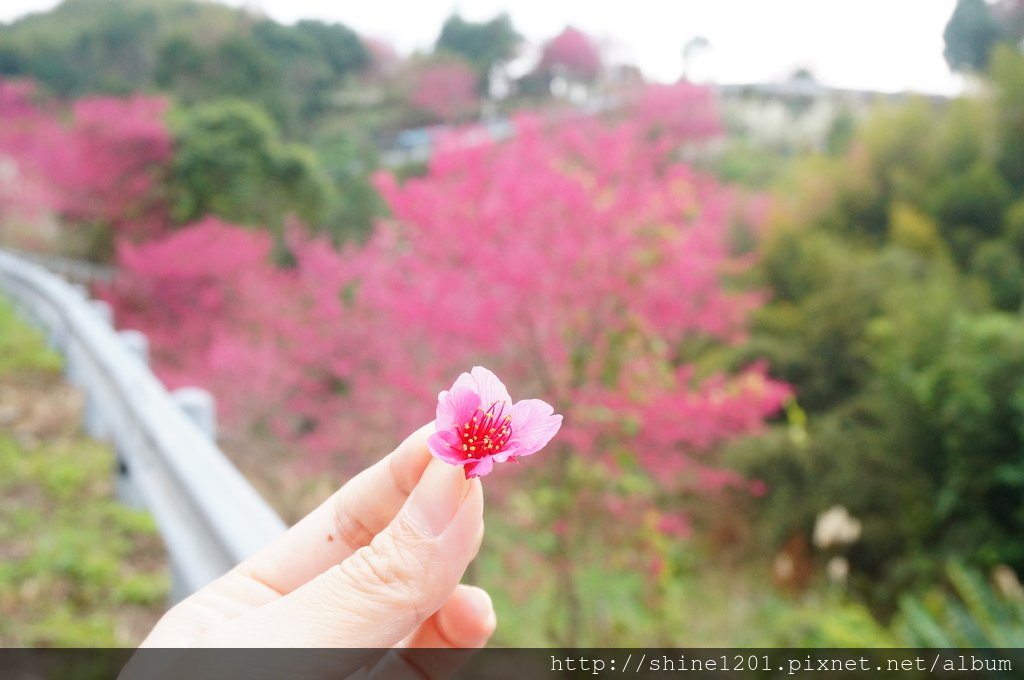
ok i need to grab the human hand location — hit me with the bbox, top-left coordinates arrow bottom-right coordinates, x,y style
131,424 -> 493,677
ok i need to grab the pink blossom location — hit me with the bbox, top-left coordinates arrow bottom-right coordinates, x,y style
539,27 -> 601,82
428,366 -> 562,478
408,58 -> 477,122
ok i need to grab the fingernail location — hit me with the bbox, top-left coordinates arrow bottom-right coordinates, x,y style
405,459 -> 471,536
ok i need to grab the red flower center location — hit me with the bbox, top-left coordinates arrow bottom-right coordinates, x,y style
458,401 -> 513,458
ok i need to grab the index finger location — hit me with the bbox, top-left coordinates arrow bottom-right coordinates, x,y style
235,423 -> 436,595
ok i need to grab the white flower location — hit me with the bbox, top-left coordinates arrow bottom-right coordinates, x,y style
813,505 -> 862,549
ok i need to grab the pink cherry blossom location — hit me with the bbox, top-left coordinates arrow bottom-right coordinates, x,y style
428,366 -> 563,478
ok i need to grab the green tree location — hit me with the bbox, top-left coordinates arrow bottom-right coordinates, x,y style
723,28 -> 1024,616
990,46 -> 1024,189
970,239 -> 1024,310
0,0 -> 367,133
0,0 -> 205,95
931,161 -> 1012,263
312,132 -> 383,243
917,314 -> 1024,570
434,12 -> 520,94
159,33 -> 287,123
1005,198 -> 1024,256
293,19 -> 368,78
250,19 -> 369,128
167,100 -> 331,230
944,0 -> 1003,72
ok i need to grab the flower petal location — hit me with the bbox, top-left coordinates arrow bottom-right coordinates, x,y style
470,366 -> 511,407
506,399 -> 563,457
435,386 -> 481,432
464,455 -> 495,478
427,430 -> 468,465
450,371 -> 476,394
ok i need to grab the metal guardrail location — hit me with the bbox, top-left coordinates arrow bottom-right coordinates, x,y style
0,249 -> 286,601
2,247 -> 116,286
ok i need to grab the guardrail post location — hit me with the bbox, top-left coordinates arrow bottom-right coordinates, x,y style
1,248 -> 288,609
119,329 -> 149,366
64,336 -> 81,385
172,387 -> 217,441
89,299 -> 113,325
170,388 -> 217,602
65,286 -> 92,387
82,301 -> 115,440
113,329 -> 150,510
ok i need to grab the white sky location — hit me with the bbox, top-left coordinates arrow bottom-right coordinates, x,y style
2,0 -> 963,94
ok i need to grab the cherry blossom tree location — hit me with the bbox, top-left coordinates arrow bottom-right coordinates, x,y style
0,77 -> 171,253
109,87 -> 787,499
406,56 -> 478,122
106,87 -> 789,642
0,79 -> 61,228
52,95 -> 172,241
538,27 -> 602,83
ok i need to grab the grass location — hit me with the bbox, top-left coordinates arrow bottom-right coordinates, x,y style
0,298 -> 168,646
474,517 -> 893,647
0,301 -> 62,375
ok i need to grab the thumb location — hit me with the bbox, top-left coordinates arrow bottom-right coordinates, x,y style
201,459 -> 484,649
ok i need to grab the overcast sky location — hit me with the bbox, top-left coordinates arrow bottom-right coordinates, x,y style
1,0 -> 963,94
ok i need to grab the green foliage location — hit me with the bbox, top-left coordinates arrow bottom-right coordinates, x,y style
730,81 -> 1024,596
736,196 -> 1024,601
707,138 -> 789,189
936,97 -> 991,175
153,34 -> 202,91
0,304 -> 167,646
859,98 -> 942,210
479,508 -> 900,646
0,0 -> 220,96
889,202 -> 945,257
931,161 -> 1013,254
292,20 -> 368,78
155,30 -> 289,122
0,434 -> 167,645
991,45 -> 1024,189
0,0 -> 368,132
943,0 -> 1003,72
912,314 -> 1024,569
825,107 -> 857,156
0,300 -> 62,375
970,239 -> 1024,310
167,99 -> 332,229
758,596 -> 898,647
742,229 -> 882,409
895,563 -> 1024,646
1006,198 -> 1024,256
312,130 -> 383,242
246,19 -> 366,128
434,12 -> 521,92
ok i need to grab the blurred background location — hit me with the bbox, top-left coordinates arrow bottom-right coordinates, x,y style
1,0 -> 1024,648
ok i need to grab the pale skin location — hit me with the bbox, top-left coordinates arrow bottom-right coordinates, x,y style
132,424 -> 494,678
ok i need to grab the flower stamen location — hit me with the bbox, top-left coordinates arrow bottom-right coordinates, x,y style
455,400 -> 513,459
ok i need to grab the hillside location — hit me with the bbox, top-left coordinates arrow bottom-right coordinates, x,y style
0,0 -> 368,134
0,300 -> 167,645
